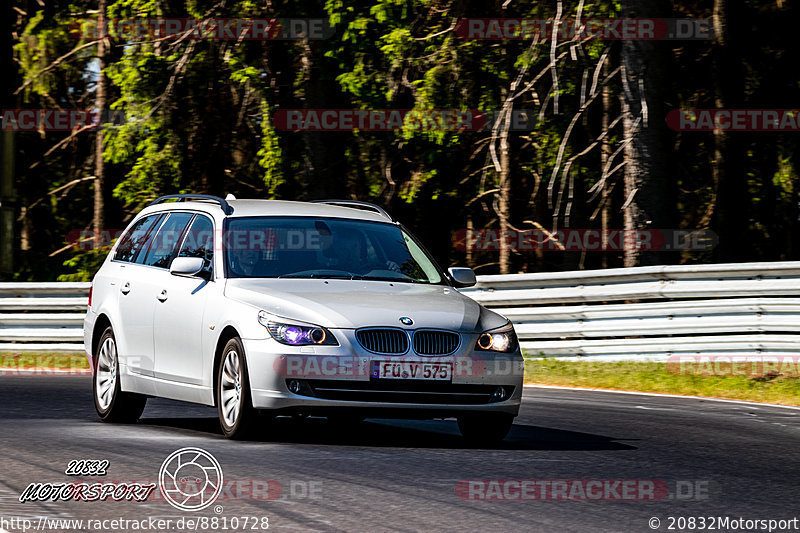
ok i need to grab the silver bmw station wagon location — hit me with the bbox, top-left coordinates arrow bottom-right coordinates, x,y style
84,194 -> 524,440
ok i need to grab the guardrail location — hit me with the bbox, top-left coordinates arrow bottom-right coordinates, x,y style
4,261 -> 800,360
461,261 -> 800,361
0,282 -> 89,352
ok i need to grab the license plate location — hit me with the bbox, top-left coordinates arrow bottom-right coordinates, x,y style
371,361 -> 452,381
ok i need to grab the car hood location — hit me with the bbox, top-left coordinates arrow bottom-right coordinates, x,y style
224,278 -> 507,332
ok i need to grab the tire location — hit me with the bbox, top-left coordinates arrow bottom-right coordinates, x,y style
457,413 -> 514,444
93,326 -> 146,423
217,337 -> 257,439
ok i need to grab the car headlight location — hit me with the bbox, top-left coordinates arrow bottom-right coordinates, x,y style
475,323 -> 518,353
258,311 -> 338,346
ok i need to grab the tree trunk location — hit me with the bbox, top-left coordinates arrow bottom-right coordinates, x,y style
620,0 -> 678,267
1,2 -> 16,274
710,0 -> 748,261
601,58 -> 611,268
498,120 -> 511,274
93,0 -> 107,248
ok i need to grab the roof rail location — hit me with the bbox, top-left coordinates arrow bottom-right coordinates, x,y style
149,194 -> 233,215
311,199 -> 392,221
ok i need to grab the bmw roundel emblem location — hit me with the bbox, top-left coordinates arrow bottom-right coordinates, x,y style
399,317 -> 413,326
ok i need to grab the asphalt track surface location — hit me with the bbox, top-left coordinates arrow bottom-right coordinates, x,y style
1,376 -> 799,532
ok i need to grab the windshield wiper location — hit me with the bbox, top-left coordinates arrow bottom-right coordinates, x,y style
279,273 -> 362,280
360,275 -> 422,283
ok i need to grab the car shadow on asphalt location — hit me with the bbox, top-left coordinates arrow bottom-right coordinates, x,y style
137,416 -> 637,451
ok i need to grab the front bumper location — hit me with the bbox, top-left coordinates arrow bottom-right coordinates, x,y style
242,337 -> 524,418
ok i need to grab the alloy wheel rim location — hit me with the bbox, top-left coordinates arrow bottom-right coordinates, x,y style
220,350 -> 241,428
96,337 -> 117,411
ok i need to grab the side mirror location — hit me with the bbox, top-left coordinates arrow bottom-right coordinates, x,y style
448,267 -> 477,288
170,257 -> 205,277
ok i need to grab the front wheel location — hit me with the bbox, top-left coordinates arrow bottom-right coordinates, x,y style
94,327 -> 146,423
217,337 -> 257,439
457,413 -> 514,444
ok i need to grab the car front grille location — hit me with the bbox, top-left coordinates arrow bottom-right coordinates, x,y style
413,330 -> 460,356
356,328 -> 409,354
292,379 -> 513,405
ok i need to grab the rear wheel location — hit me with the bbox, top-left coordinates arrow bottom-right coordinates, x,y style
94,327 -> 146,423
217,337 -> 256,439
457,413 -> 514,444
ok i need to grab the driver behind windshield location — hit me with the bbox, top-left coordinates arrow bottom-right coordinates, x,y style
328,228 -> 399,274
231,248 -> 260,276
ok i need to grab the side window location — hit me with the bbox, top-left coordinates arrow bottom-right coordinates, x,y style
141,212 -> 194,268
177,215 -> 214,275
114,214 -> 163,263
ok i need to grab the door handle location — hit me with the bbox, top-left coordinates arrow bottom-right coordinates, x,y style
157,289 -> 168,302
120,282 -> 131,295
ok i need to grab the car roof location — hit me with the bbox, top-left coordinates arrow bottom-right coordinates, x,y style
138,198 -> 394,224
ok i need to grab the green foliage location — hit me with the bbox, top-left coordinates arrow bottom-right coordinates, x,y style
58,247 -> 112,282
8,0 -> 800,280
257,100 -> 284,198
773,153 -> 797,200
15,9 -> 93,98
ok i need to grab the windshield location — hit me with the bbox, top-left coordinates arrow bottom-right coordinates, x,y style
224,217 -> 443,284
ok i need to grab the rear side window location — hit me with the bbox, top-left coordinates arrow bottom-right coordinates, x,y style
114,214 -> 163,263
141,212 -> 195,268
177,215 -> 214,275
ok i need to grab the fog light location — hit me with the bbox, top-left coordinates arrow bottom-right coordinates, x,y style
491,386 -> 506,401
288,379 -> 302,394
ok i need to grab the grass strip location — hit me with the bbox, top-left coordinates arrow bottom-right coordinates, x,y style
524,359 -> 800,406
0,352 -> 89,373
